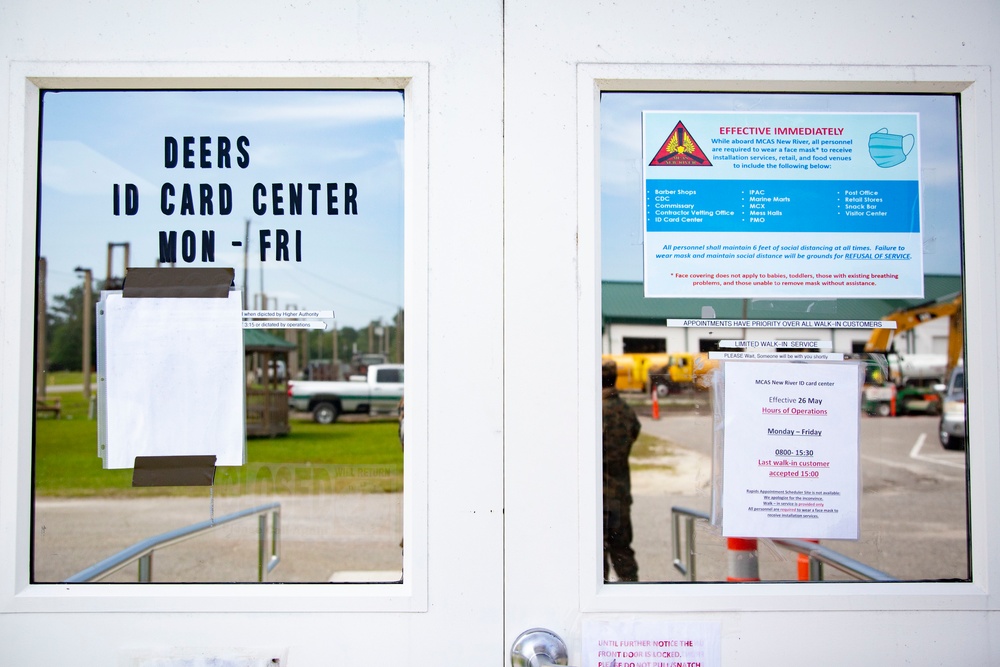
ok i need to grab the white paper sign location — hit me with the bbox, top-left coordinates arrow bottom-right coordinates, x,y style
583,619 -> 721,667
721,361 -> 860,539
98,291 -> 246,468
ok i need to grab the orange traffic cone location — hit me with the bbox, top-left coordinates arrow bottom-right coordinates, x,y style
651,387 -> 660,420
726,538 -> 760,582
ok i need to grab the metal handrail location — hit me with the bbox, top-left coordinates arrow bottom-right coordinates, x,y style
670,506 -> 897,582
770,537 -> 897,582
65,502 -> 281,583
671,505 -> 706,581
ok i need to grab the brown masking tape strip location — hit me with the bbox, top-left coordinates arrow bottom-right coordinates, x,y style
122,267 -> 235,298
132,455 -> 218,487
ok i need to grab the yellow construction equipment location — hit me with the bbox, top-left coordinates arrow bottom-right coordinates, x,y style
602,352 -> 703,395
864,292 -> 963,380
601,353 -> 669,392
862,291 -> 963,416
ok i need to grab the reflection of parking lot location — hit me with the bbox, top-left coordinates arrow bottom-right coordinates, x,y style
33,493 -> 403,583
938,365 -> 966,450
631,412 -> 968,582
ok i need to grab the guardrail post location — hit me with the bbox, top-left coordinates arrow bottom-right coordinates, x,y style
269,508 -> 281,575
809,557 -> 824,581
258,513 -> 268,582
138,553 -> 152,583
671,511 -> 698,581
798,539 -> 821,581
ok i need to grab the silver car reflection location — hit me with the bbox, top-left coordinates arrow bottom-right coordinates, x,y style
938,365 -> 966,450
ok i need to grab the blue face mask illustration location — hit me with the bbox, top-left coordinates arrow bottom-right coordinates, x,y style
868,128 -> 915,168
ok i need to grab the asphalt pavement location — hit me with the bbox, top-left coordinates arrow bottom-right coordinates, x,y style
34,493 -> 403,583
32,399 -> 966,585
627,408 -> 969,583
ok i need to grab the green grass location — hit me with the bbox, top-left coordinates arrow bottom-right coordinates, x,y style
630,432 -> 674,459
41,370 -> 93,386
629,432 -> 678,474
33,390 -> 402,498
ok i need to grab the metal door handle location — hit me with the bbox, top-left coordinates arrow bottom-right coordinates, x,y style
511,628 -> 575,667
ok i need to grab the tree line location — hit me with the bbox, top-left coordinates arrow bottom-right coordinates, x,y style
43,282 -> 402,373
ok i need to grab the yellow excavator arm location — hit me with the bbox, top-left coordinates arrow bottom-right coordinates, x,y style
864,292 -> 963,375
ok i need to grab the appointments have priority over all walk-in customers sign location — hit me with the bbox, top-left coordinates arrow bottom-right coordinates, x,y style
642,111 -> 923,299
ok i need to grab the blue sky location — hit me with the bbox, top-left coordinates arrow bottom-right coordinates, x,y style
38,90 -> 963,324
600,92 -> 963,281
39,90 -> 404,328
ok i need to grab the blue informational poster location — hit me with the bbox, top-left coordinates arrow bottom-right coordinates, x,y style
642,111 -> 922,298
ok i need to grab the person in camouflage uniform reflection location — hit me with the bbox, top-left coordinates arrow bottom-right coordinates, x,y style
602,359 -> 641,581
